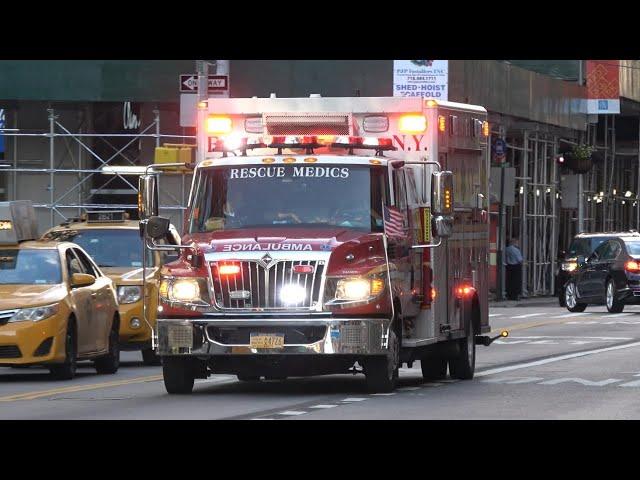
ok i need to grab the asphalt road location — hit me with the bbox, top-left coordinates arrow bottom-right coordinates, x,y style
4,302 -> 640,419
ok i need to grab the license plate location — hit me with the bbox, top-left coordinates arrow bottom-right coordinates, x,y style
250,333 -> 285,349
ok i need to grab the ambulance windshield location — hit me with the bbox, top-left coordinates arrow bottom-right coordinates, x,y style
189,164 -> 387,233
0,249 -> 62,285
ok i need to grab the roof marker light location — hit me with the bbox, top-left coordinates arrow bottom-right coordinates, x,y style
482,121 -> 490,137
283,157 -> 296,163
438,115 -> 446,133
399,114 -> 427,134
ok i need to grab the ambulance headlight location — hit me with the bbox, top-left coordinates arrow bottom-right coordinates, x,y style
10,304 -> 59,323
118,285 -> 142,304
159,277 -> 210,306
332,274 -> 386,302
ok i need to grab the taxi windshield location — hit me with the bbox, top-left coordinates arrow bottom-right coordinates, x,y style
45,229 -> 150,268
189,164 -> 387,233
0,249 -> 62,285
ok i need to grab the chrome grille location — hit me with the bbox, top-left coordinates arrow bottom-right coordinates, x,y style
211,260 -> 324,310
0,310 -> 17,327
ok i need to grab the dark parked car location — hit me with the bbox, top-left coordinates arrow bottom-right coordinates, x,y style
556,233 -> 620,306
564,232 -> 640,313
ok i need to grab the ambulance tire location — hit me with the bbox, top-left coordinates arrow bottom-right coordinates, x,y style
142,348 -> 161,366
163,357 -> 195,394
449,304 -> 476,380
364,327 -> 399,393
49,319 -> 77,381
421,357 -> 448,381
94,320 -> 120,374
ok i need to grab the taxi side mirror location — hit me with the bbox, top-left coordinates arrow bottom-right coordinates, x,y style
71,273 -> 95,288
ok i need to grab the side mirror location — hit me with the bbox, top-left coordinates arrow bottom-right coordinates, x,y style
138,174 -> 159,220
577,255 -> 586,266
431,171 -> 454,216
431,171 -> 454,238
71,273 -> 95,288
145,216 -> 170,240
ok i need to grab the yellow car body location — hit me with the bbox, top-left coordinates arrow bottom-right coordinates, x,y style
0,241 -> 119,371
42,215 -> 179,364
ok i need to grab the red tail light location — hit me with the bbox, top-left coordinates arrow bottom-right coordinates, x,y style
455,284 -> 476,298
625,261 -> 640,273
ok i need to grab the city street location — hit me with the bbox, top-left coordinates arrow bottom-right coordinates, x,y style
3,301 -> 640,419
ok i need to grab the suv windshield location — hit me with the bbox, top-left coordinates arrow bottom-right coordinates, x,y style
44,229 -> 151,268
567,237 -> 612,257
0,249 -> 62,285
189,164 -> 387,233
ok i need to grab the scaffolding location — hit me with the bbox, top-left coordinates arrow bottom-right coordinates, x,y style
0,107 -> 195,230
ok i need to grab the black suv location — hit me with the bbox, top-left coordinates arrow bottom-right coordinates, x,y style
556,233 -> 626,306
563,232 -> 640,312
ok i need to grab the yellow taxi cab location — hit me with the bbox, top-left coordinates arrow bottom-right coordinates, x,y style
0,201 -> 120,379
42,210 -> 180,365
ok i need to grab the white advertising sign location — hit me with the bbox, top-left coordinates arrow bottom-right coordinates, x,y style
393,60 -> 448,100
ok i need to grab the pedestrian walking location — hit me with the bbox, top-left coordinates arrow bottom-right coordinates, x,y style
505,237 -> 523,300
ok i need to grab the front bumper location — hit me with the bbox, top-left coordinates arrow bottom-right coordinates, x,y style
118,300 -> 153,346
157,317 -> 392,356
0,314 -> 67,366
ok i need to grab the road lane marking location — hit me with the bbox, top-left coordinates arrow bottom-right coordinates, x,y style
0,375 -> 163,402
476,341 -> 640,377
278,411 -> 307,416
309,404 -> 339,408
537,377 -> 622,386
511,313 -> 545,319
341,397 -> 367,402
619,379 -> 640,387
489,314 -> 504,317
552,313 -> 593,319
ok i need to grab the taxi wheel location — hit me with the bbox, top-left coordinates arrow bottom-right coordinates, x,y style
49,320 -> 77,381
94,321 -> 120,374
163,357 -> 195,394
142,348 -> 161,366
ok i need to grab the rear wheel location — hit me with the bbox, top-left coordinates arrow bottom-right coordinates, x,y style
49,321 -> 77,380
163,357 -> 195,394
364,327 -> 399,393
449,308 -> 476,380
606,279 -> 625,313
565,281 -> 587,312
142,348 -> 161,366
421,357 -> 448,382
94,321 -> 120,374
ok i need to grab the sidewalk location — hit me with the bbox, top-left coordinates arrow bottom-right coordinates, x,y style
489,295 -> 559,308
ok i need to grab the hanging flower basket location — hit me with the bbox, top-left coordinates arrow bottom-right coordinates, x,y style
565,144 -> 594,174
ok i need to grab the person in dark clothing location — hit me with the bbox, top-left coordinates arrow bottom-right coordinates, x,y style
505,237 -> 523,300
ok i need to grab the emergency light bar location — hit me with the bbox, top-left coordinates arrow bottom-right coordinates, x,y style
208,134 -> 396,157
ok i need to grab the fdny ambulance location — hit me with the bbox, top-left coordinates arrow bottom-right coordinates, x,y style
139,96 -> 504,394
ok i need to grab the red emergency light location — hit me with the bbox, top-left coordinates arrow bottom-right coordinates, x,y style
293,265 -> 314,274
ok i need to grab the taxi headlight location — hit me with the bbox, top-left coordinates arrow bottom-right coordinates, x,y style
10,304 -> 59,323
117,285 -> 142,304
159,277 -> 210,306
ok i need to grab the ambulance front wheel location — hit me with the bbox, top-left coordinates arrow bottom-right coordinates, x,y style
162,357 -> 195,394
364,327 -> 399,393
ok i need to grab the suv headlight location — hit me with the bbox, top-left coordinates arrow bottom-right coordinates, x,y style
159,277 -> 210,306
561,261 -> 577,272
326,273 -> 386,304
118,285 -> 142,304
10,304 -> 59,323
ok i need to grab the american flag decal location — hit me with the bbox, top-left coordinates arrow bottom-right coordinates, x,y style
383,205 -> 406,239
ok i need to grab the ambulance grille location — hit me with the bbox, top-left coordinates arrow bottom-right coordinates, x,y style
264,114 -> 351,136
0,345 -> 22,358
210,260 -> 324,311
